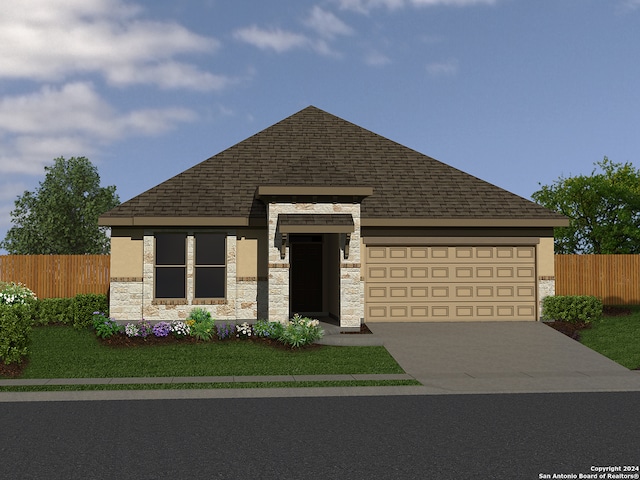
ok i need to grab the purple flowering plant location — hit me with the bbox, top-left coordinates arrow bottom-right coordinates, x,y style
152,321 -> 171,337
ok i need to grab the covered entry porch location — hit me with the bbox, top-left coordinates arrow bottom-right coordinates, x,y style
260,186 -> 371,328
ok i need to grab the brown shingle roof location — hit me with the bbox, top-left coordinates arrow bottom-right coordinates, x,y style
100,106 -> 567,226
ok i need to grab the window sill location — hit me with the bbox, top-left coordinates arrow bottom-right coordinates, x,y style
152,299 -> 188,305
192,299 -> 227,305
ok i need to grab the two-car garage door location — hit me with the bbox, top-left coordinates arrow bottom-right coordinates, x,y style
365,245 -> 537,321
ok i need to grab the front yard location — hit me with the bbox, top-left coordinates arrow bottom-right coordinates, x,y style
0,325 -> 418,391
578,305 -> 640,370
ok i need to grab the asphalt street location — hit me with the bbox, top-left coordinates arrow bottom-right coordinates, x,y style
1,392 -> 638,480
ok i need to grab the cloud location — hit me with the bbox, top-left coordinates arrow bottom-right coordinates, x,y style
0,82 -> 196,174
618,0 -> 640,10
335,0 -> 496,13
426,59 -> 459,76
0,0 -> 228,90
233,25 -> 310,53
304,6 -> 354,38
365,51 -> 392,66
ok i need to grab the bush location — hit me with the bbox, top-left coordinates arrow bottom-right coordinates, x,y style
190,319 -> 215,341
542,295 -> 603,323
0,304 -> 33,364
73,293 -> 108,329
187,307 -> 212,324
254,319 -> 284,339
31,298 -> 74,326
0,281 -> 37,306
278,314 -> 324,348
92,312 -> 121,339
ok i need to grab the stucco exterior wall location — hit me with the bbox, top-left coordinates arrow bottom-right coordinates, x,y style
110,229 -> 143,278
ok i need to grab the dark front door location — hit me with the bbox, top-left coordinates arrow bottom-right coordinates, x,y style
290,238 -> 323,313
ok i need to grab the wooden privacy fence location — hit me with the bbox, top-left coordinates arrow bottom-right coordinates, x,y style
555,254 -> 640,305
0,255 -> 110,299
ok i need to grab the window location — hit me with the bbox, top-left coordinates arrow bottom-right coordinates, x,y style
155,233 -> 186,298
195,233 -> 226,298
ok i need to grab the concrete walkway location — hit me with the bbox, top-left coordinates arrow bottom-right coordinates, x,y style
1,321 -> 640,401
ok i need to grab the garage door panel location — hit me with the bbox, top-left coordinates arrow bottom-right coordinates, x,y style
367,282 -> 535,302
366,246 -> 537,263
366,302 -> 537,321
365,245 -> 537,322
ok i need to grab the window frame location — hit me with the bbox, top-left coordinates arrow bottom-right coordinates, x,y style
194,233 -> 227,300
152,231 -> 227,302
154,232 -> 187,300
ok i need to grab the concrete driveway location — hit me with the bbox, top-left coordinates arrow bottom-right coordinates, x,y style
367,322 -> 640,394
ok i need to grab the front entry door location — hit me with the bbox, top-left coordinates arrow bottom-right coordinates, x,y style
290,237 -> 323,313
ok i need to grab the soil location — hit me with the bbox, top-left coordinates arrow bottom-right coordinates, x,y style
0,360 -> 28,379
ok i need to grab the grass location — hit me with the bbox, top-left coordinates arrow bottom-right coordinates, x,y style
11,325 -> 405,379
579,305 -> 640,369
0,380 -> 421,393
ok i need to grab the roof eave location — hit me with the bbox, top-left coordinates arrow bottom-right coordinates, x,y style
360,218 -> 570,228
98,216 -> 251,227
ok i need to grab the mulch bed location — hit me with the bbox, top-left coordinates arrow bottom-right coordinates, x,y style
0,360 -> 28,379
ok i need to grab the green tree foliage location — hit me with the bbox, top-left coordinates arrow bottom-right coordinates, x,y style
1,157 -> 120,254
532,157 -> 640,254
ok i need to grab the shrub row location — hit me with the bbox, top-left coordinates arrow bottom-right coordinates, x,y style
0,281 -> 107,365
541,295 -> 603,323
32,294 -> 108,329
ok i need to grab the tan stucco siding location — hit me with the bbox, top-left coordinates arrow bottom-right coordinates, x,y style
537,237 -> 555,277
110,229 -> 143,278
236,229 -> 268,278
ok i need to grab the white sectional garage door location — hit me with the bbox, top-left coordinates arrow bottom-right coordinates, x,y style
365,245 -> 537,321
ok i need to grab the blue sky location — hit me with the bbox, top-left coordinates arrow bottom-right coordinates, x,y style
1,0 -> 639,249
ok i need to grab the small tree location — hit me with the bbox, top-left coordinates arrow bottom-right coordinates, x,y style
1,157 -> 120,254
532,157 -> 640,254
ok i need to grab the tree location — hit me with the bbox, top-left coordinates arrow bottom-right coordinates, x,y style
1,157 -> 120,254
532,157 -> 640,254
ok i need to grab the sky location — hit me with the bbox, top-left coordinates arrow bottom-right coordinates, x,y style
1,0 -> 639,251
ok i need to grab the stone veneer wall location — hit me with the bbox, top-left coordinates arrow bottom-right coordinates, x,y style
109,231 -> 262,323
538,276 -> 555,319
267,202 -> 363,328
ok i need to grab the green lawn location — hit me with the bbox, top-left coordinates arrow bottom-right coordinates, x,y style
13,326 -> 405,379
579,306 -> 640,369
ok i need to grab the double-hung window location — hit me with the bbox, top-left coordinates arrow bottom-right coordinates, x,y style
194,233 -> 226,299
155,233 -> 186,299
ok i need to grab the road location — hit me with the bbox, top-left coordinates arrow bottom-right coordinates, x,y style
1,392 -> 638,479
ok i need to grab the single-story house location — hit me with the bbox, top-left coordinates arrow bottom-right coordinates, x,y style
99,106 -> 568,328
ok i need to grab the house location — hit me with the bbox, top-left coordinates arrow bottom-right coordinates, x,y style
98,106 -> 568,328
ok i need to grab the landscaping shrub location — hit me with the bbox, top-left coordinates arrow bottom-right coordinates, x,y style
216,322 -> 235,340
73,293 -> 108,329
541,295 -> 603,323
32,298 -> 74,326
187,307 -> 212,324
190,318 -> 215,341
92,312 -> 121,339
0,304 -> 33,364
0,281 -> 37,306
254,319 -> 284,339
278,314 -> 324,348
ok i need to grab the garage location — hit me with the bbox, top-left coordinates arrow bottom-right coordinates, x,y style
364,245 -> 537,322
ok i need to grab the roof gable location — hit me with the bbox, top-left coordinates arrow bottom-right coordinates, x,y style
100,106 -> 567,227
